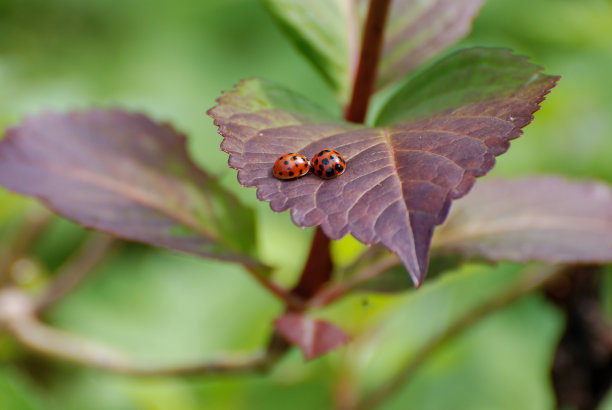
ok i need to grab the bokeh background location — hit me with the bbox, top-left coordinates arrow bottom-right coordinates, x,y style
1,0 -> 611,409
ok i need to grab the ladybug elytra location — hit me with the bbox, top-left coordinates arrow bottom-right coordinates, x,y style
273,153 -> 310,180
311,149 -> 346,179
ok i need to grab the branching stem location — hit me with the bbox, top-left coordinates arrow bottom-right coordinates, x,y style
309,253 -> 400,308
0,288 -> 285,376
0,206 -> 52,286
246,265 -> 305,310
291,227 -> 333,302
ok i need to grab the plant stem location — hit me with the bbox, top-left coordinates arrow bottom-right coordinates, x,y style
0,288 -> 282,376
344,0 -> 392,123
545,266 -> 612,409
357,264 -> 568,410
294,0 -> 392,303
308,253 -> 400,308
35,234 -> 115,312
248,265 -> 305,309
0,206 -> 52,286
291,227 -> 333,301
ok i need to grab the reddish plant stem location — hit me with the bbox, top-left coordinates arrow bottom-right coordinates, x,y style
291,227 -> 333,301
247,266 -> 305,310
292,0 -> 392,304
344,0 -> 392,123
308,253 -> 400,308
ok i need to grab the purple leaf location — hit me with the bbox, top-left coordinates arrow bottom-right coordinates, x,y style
208,48 -> 559,286
274,313 -> 349,360
433,177 -> 612,264
0,109 -> 262,268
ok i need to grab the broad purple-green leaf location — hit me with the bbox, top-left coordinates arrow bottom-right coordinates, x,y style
262,0 -> 485,101
209,48 -> 558,286
376,0 -> 485,90
433,177 -> 612,263
0,110 -> 262,268
274,313 -> 349,360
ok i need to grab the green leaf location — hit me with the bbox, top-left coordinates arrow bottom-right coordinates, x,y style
351,263 -> 563,409
262,0 -> 352,99
262,0 -> 486,102
375,47 -> 557,125
48,249 -> 279,363
0,368 -> 44,410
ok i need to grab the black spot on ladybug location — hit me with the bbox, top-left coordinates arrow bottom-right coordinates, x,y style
292,156 -> 297,160
279,171 -> 283,175
316,169 -> 323,176
278,156 -> 283,160
313,159 -> 318,165
325,168 -> 335,177
319,164 -> 324,170
322,158 -> 329,165
330,155 -> 336,160
289,171 -> 294,177
323,149 -> 330,153
335,164 -> 344,172
284,161 -> 288,165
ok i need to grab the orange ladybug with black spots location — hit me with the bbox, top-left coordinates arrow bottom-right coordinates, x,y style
311,149 -> 346,179
273,153 -> 310,180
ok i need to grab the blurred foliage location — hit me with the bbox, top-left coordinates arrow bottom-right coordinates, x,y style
1,0 -> 611,408
353,264 -> 563,410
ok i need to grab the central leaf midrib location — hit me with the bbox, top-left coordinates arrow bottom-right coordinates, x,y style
381,126 -> 418,268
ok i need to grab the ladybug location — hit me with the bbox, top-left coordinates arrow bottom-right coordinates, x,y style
311,149 -> 346,179
273,153 -> 310,180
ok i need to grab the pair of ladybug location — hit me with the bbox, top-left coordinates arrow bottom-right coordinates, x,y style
273,150 -> 346,180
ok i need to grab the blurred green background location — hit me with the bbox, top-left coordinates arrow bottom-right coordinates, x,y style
0,0 -> 611,409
